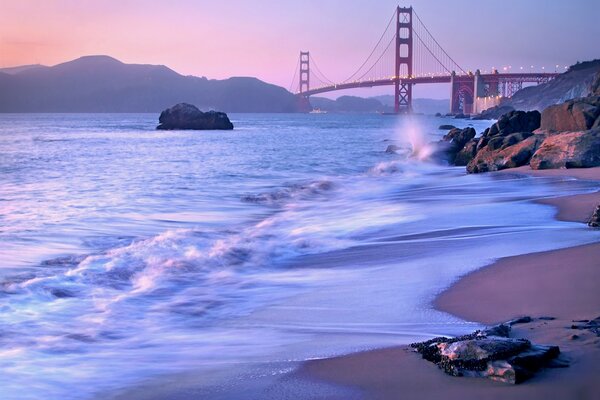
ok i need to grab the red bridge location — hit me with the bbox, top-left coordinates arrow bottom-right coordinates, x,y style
291,6 -> 558,114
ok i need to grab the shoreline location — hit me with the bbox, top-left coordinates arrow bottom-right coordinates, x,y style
297,166 -> 600,399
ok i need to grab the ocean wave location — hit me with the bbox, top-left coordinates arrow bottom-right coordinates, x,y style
241,179 -> 335,204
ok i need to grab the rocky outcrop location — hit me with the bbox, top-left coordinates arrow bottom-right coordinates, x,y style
454,139 -> 478,166
467,134 -> 545,173
501,59 -> 600,112
589,206 -> 600,227
463,110 -> 542,173
156,103 -> 234,130
411,318 -> 560,384
439,124 -> 456,130
529,129 -> 600,169
540,96 -> 600,132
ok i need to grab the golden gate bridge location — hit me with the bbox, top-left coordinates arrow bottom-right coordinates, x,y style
290,6 -> 559,114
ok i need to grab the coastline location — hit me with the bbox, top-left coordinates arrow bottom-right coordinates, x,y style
298,166 -> 600,399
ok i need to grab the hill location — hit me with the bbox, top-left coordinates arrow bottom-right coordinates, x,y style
0,56 -> 303,113
504,59 -> 600,111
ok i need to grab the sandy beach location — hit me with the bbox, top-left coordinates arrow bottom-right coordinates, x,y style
298,166 -> 600,399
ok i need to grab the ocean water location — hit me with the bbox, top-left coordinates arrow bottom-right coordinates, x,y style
0,113 -> 599,399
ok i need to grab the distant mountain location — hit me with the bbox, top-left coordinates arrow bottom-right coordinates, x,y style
310,95 -> 388,113
0,55 -> 303,113
371,95 -> 449,115
310,94 -> 449,114
0,64 -> 47,75
504,59 -> 600,111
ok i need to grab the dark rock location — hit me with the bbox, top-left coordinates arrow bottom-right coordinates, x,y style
483,323 -> 511,338
529,128 -> 600,169
435,127 -> 476,164
454,139 -> 478,166
588,204 -> 600,227
454,113 -> 468,119
411,322 -> 561,384
472,105 -> 516,120
439,124 -> 457,130
156,103 -> 233,130
508,316 -> 533,326
435,112 -> 442,117
385,144 -> 400,154
571,316 -> 600,336
540,96 -> 600,132
570,334 -> 580,340
538,316 -> 556,321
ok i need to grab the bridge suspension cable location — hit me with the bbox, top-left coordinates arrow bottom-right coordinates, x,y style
412,9 -> 467,75
342,8 -> 397,83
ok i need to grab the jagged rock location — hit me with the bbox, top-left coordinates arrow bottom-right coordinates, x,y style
540,96 -> 600,132
385,144 -> 400,154
411,320 -> 561,384
439,124 -> 456,130
467,134 -> 545,173
589,205 -> 600,227
435,127 -> 476,164
454,113 -> 468,119
529,128 -> 600,169
156,103 -> 234,130
472,105 -> 516,120
454,139 -> 478,166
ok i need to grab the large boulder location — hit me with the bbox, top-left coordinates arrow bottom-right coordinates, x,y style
467,134 -> 545,173
157,103 -> 234,130
529,128 -> 600,169
540,96 -> 600,132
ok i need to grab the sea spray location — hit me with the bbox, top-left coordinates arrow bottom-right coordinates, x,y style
395,116 -> 438,161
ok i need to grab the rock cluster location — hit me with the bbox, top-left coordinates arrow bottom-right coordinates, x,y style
156,103 -> 234,130
442,72 -> 600,172
466,111 -> 542,173
411,317 -> 560,384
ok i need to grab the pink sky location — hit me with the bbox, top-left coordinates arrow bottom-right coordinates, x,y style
1,0 -> 598,99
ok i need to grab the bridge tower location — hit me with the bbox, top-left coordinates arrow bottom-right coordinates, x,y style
394,6 -> 413,113
299,51 -> 310,95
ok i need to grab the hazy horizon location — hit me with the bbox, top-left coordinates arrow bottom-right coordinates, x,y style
2,0 -> 599,99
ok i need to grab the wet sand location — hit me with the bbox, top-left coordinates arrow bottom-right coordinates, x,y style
299,167 -> 600,400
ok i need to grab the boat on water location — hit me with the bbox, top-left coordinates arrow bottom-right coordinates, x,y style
309,108 -> 328,114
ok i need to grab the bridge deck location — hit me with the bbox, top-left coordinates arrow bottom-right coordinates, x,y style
300,73 -> 558,97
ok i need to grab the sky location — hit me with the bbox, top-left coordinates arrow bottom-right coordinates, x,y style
1,0 -> 599,99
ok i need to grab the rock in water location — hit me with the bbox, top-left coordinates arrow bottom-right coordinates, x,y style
438,124 -> 457,130
385,144 -> 400,154
156,103 -> 234,130
433,127 -> 476,164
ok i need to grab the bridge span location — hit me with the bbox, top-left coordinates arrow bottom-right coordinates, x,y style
291,6 -> 558,114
